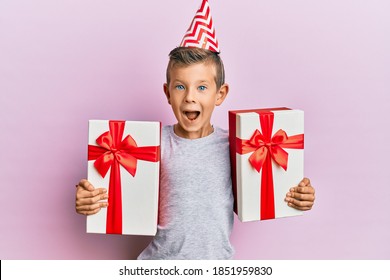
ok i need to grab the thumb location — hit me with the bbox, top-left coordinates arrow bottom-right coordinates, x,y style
79,179 -> 95,192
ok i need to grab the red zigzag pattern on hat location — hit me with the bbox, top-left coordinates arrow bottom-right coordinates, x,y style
180,0 -> 219,52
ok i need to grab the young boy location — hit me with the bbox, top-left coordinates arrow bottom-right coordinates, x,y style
75,1 -> 315,260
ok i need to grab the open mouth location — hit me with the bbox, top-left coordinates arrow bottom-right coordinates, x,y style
184,111 -> 200,121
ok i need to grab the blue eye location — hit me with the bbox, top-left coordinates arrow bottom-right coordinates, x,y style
175,85 -> 185,90
198,85 -> 207,91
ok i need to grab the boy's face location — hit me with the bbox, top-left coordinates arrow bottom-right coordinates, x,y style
164,62 -> 228,139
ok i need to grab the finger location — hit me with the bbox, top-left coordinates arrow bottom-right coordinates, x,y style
287,191 -> 315,202
77,187 -> 107,199
287,202 -> 313,211
76,202 -> 108,215
89,188 -> 107,198
76,192 -> 108,206
78,210 -> 99,216
76,207 -> 102,216
285,197 -> 314,210
299,177 -> 311,187
78,179 -> 95,191
76,201 -> 108,212
290,185 -> 315,195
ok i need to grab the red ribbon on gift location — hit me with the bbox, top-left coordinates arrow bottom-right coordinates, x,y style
236,112 -> 304,220
88,121 -> 160,234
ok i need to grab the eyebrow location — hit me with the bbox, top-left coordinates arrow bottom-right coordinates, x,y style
172,79 -> 211,84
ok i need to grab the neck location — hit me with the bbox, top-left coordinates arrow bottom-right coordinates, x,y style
173,124 -> 214,139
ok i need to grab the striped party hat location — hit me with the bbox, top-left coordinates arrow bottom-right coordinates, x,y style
180,0 -> 220,53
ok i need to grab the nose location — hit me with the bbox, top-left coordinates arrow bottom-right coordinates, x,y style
184,87 -> 196,103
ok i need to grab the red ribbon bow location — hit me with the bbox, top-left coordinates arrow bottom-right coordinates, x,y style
88,121 -> 160,234
236,112 -> 304,220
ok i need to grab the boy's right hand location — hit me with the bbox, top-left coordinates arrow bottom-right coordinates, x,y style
75,179 -> 108,215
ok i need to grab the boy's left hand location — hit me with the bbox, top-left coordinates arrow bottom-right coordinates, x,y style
285,177 -> 315,211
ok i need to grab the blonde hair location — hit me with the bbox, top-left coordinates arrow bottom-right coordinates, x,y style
166,47 -> 225,89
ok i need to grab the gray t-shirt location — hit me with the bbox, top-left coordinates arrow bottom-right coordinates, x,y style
137,125 -> 234,259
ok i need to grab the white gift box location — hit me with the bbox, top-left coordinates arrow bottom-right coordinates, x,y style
87,120 -> 160,235
229,108 -> 304,222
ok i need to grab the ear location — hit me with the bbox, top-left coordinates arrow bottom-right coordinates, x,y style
215,83 -> 229,106
163,83 -> 171,104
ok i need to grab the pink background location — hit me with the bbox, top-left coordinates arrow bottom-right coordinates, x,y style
1,0 -> 389,259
